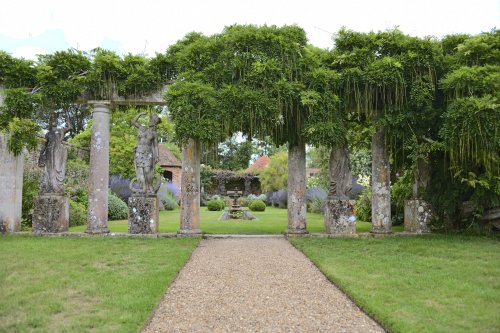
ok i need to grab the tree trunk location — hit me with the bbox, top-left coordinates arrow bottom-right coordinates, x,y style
179,138 -> 202,235
371,111 -> 392,233
287,141 -> 307,234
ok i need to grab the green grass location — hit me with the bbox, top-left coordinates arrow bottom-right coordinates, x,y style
0,236 -> 199,332
290,235 -> 500,333
69,207 -> 403,234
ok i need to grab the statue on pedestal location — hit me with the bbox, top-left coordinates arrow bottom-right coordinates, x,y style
33,112 -> 71,233
131,112 -> 161,195
38,112 -> 71,194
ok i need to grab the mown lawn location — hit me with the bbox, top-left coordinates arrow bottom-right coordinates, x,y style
290,235 -> 500,333
0,236 -> 199,332
69,207 -> 403,234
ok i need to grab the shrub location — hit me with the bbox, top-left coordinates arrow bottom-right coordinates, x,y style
391,171 -> 413,226
356,188 -> 372,222
248,194 -> 267,201
108,191 -> 128,220
21,172 -> 39,229
249,199 -> 266,212
109,175 -> 132,202
207,199 -> 225,211
69,200 -> 87,227
158,181 -> 179,211
269,190 -> 287,208
306,187 -> 327,214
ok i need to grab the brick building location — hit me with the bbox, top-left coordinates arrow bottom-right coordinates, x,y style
158,144 -> 182,190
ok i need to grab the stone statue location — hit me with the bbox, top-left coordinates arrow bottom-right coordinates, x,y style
38,113 -> 71,194
328,144 -> 352,199
131,112 -> 161,195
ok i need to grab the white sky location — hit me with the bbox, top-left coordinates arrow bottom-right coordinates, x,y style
1,0 -> 498,60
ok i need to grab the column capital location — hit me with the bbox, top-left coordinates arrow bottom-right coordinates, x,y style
88,100 -> 111,111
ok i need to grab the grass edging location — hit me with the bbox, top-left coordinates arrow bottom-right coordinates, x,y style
138,237 -> 202,332
287,237 -> 392,332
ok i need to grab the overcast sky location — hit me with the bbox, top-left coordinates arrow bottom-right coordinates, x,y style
1,0 -> 498,60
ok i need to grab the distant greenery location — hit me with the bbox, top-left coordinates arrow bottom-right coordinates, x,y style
259,152 -> 288,192
0,236 -> 199,332
291,235 -> 500,333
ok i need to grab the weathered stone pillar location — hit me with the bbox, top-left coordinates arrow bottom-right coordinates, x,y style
371,111 -> 392,233
179,138 -> 201,235
0,134 -> 23,233
404,158 -> 432,233
287,141 -> 308,234
324,145 -> 356,234
86,101 -> 110,234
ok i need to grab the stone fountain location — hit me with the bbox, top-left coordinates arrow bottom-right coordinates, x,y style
219,187 -> 256,221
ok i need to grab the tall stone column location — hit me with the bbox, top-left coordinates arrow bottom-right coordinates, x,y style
86,101 -> 110,234
0,86 -> 22,233
371,111 -> 392,233
0,134 -> 23,233
179,138 -> 201,235
287,141 -> 308,234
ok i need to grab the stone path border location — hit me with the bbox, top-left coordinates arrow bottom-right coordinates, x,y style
142,237 -> 384,332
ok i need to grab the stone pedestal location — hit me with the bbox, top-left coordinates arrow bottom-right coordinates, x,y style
179,139 -> 202,235
287,141 -> 308,234
86,101 -> 110,234
404,199 -> 432,233
324,197 -> 356,234
32,195 -> 69,233
128,196 -> 159,234
0,134 -> 23,233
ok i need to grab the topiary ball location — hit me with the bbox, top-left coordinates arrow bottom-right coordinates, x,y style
249,199 -> 266,212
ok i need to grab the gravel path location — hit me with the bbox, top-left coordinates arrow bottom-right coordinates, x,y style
142,237 -> 384,333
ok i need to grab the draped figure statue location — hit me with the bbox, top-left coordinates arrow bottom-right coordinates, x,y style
131,112 -> 161,195
38,113 -> 71,194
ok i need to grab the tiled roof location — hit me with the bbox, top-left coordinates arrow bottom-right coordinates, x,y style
158,144 -> 181,167
246,155 -> 270,173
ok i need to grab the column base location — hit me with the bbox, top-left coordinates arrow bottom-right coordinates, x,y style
85,226 -> 110,234
286,229 -> 309,236
177,229 -> 202,237
32,194 -> 69,233
128,196 -> 159,234
370,228 -> 393,234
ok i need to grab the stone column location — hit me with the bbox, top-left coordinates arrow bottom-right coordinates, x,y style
371,111 -> 392,234
179,138 -> 202,235
86,101 -> 110,234
0,134 -> 23,233
287,141 -> 308,234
